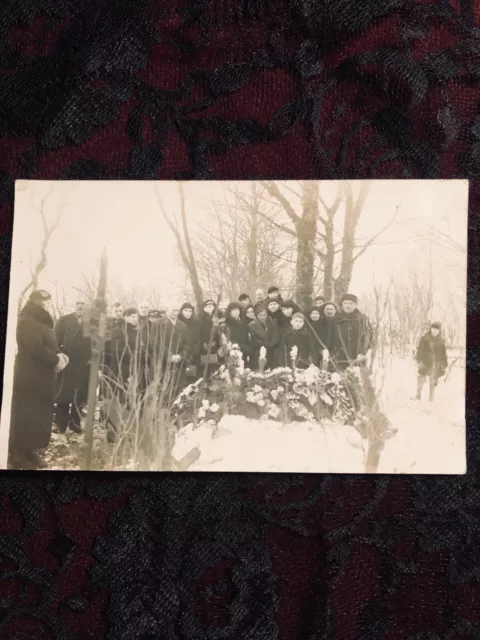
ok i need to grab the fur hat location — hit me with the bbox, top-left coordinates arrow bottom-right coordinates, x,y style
292,312 -> 305,321
180,302 -> 194,312
267,286 -> 279,295
340,293 -> 358,304
226,302 -> 243,316
123,307 -> 138,317
309,306 -> 323,317
322,301 -> 339,312
29,289 -> 51,303
238,293 -> 250,302
431,321 -> 442,330
203,299 -> 216,308
281,299 -> 298,310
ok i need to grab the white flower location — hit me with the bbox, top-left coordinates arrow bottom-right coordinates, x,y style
277,385 -> 284,393
259,346 -> 267,360
290,345 -> 298,360
270,390 -> 278,401
233,377 -> 241,387
268,404 -> 281,418
322,349 -> 329,361
201,399 -> 210,409
253,385 -> 262,393
198,408 -> 206,419
210,403 -> 220,413
331,373 -> 341,384
257,399 -> 265,407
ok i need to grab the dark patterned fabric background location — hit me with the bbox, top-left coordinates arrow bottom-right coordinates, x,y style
0,1 -> 479,638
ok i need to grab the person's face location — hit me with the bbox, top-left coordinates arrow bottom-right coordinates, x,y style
204,304 -> 215,315
324,304 -> 336,318
256,291 -> 265,302
230,308 -> 241,319
431,328 -> 440,337
219,301 -> 228,312
246,307 -> 255,319
315,298 -> 324,307
268,291 -> 279,299
149,315 -> 160,324
113,306 -> 123,319
139,302 -> 149,317
182,308 -> 193,320
75,302 -> 86,317
240,298 -> 250,308
282,307 -> 293,317
125,313 -> 138,326
268,301 -> 279,313
257,310 -> 267,323
169,309 -> 179,321
342,300 -> 356,314
310,310 -> 320,322
292,317 -> 304,330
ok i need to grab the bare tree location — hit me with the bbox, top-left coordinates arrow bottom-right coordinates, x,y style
154,182 -> 204,309
16,184 -> 63,314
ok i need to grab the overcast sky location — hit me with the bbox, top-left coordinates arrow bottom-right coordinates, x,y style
10,179 -> 468,315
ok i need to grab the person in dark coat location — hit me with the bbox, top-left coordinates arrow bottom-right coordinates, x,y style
225,302 -> 252,362
254,289 -> 266,311
266,299 -> 283,366
279,312 -> 318,369
245,305 -> 256,323
179,303 -> 202,372
199,299 -> 221,361
314,295 -> 325,308
279,299 -> 301,336
414,322 -> 448,402
104,303 -> 124,370
249,305 -> 278,370
54,301 -> 91,434
306,306 -> 323,364
154,308 -> 189,400
317,301 -> 339,369
9,290 -> 69,469
332,294 -> 373,371
238,293 -> 251,309
138,300 -> 150,345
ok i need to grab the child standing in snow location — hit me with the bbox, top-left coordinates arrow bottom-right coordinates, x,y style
280,312 -> 318,369
414,321 -> 448,402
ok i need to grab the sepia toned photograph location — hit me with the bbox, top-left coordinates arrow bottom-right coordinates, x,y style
0,179 -> 468,473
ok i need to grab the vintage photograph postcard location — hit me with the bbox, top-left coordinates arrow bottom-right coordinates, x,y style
0,179 -> 468,473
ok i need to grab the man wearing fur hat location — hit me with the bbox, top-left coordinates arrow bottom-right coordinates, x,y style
332,293 -> 373,371
414,321 -> 448,402
54,300 -> 92,434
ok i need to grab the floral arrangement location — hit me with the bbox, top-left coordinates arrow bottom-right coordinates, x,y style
172,344 -> 367,431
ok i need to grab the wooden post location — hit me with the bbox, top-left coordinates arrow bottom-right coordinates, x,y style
83,249 -> 109,470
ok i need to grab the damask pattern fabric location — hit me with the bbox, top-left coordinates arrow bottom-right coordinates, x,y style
0,1 -> 479,638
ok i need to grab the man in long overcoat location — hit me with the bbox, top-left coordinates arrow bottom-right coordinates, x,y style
9,290 -> 68,469
54,301 -> 91,433
332,294 -> 373,370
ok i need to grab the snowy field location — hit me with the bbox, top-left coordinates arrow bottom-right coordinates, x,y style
37,356 -> 465,474
173,355 -> 466,474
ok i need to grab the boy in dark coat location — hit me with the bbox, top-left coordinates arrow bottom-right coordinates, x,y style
249,305 -> 278,370
179,303 -> 201,370
317,301 -> 339,369
266,299 -> 283,366
54,300 -> 92,434
306,306 -> 323,364
279,299 -> 301,335
225,302 -> 252,362
198,300 -> 222,376
332,294 -> 373,371
280,312 -> 318,369
414,322 -> 448,402
9,290 -> 68,469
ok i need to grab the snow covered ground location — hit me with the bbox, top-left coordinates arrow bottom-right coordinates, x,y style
172,355 -> 466,474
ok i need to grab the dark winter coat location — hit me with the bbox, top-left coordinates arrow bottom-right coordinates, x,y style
249,317 -> 278,369
279,326 -> 318,369
109,322 -> 146,388
199,312 -> 221,355
332,309 -> 373,369
155,318 -> 188,366
179,306 -> 202,361
416,332 -> 448,379
10,302 -> 60,452
305,307 -> 323,358
54,313 -> 91,405
225,316 -> 252,358
104,317 -> 124,369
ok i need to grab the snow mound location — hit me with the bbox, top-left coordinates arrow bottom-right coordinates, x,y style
172,415 -> 365,473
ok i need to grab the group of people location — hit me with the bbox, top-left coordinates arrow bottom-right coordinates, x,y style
8,285 -> 449,469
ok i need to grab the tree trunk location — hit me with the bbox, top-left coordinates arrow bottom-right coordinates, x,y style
295,182 -> 318,305
247,204 -> 258,297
